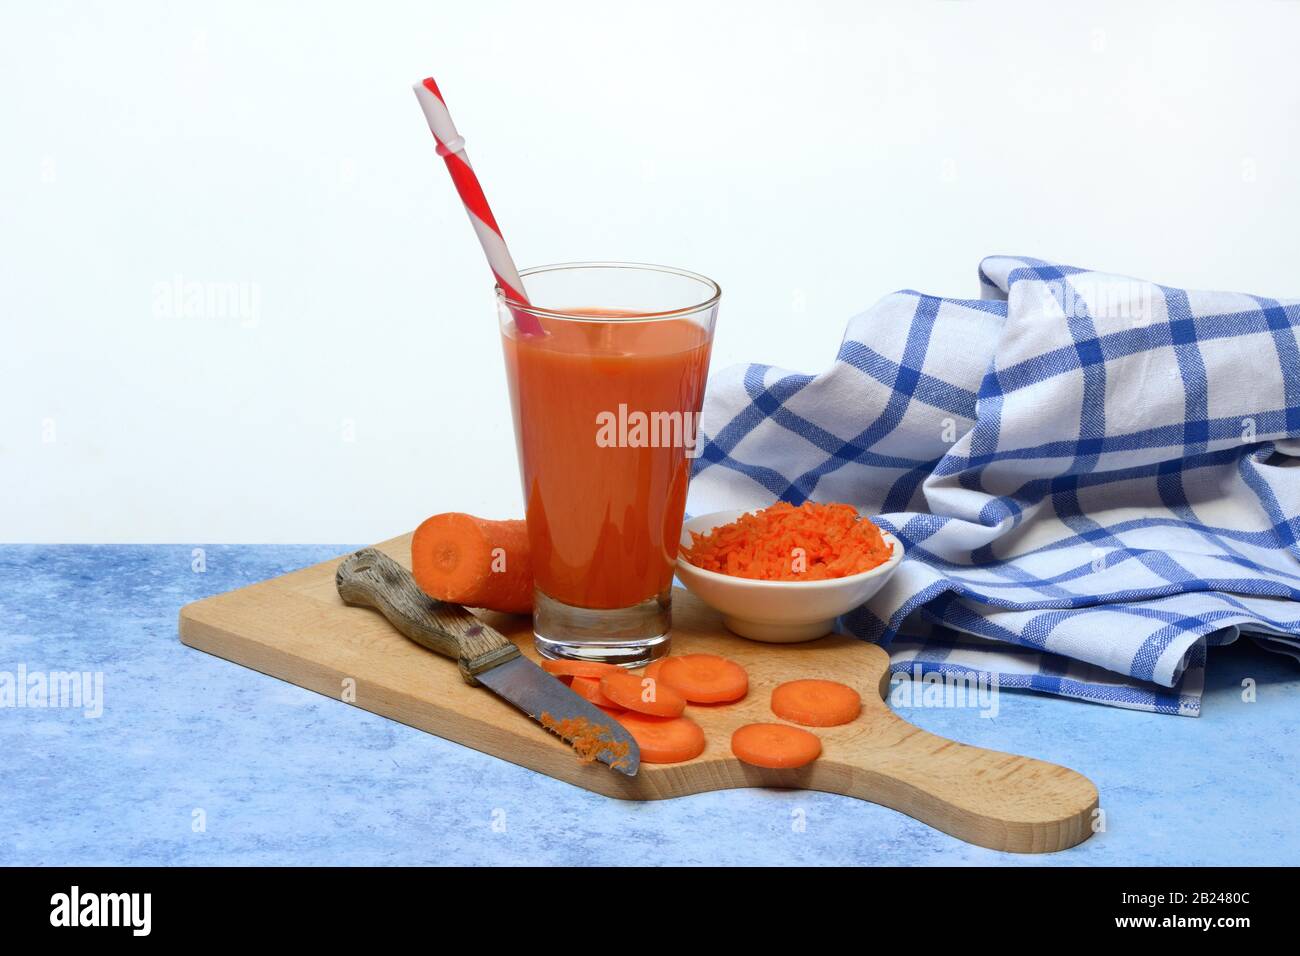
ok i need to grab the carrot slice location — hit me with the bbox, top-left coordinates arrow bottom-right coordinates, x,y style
731,723 -> 822,768
599,671 -> 686,717
617,713 -> 705,764
642,659 -> 666,682
569,675 -> 621,709
540,659 -> 623,680
411,513 -> 533,614
771,679 -> 861,727
658,654 -> 748,704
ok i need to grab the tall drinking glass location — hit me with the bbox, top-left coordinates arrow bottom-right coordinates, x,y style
498,263 -> 720,666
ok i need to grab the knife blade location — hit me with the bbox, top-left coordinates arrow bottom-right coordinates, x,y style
475,655 -> 638,774
335,547 -> 640,776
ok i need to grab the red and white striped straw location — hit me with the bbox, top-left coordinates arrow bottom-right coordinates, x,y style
412,76 -> 543,334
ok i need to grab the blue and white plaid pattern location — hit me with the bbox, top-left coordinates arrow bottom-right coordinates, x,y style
689,256 -> 1300,715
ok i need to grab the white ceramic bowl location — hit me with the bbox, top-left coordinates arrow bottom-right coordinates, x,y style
675,509 -> 903,643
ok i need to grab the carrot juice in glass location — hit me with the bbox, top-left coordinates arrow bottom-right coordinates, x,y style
498,263 -> 719,665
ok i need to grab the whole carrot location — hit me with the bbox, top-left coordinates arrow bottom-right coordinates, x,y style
410,513 -> 533,614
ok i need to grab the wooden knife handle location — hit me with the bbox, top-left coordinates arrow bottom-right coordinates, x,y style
335,548 -> 520,685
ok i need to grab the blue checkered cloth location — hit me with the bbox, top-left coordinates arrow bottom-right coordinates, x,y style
689,256 -> 1300,716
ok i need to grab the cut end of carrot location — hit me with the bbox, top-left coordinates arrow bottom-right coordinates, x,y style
770,679 -> 861,727
731,723 -> 822,769
411,512 -> 533,614
658,654 -> 749,704
599,670 -> 686,718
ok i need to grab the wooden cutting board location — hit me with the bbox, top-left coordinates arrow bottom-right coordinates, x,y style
178,533 -> 1099,853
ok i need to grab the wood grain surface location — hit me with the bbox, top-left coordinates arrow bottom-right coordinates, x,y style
178,534 -> 1099,853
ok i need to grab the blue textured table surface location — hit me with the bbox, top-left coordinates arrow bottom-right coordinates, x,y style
1,544 -> 1297,866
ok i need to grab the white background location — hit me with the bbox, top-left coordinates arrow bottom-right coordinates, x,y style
3,0 -> 1298,543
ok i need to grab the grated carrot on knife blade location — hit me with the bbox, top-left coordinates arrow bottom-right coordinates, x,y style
539,711 -> 631,769
681,501 -> 891,581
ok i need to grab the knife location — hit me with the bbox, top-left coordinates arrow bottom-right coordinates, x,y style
335,547 -> 640,776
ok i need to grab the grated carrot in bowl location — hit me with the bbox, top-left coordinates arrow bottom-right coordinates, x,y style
681,502 -> 892,582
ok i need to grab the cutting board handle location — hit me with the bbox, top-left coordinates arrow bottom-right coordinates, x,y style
336,548 -> 519,684
820,692 -> 1100,852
